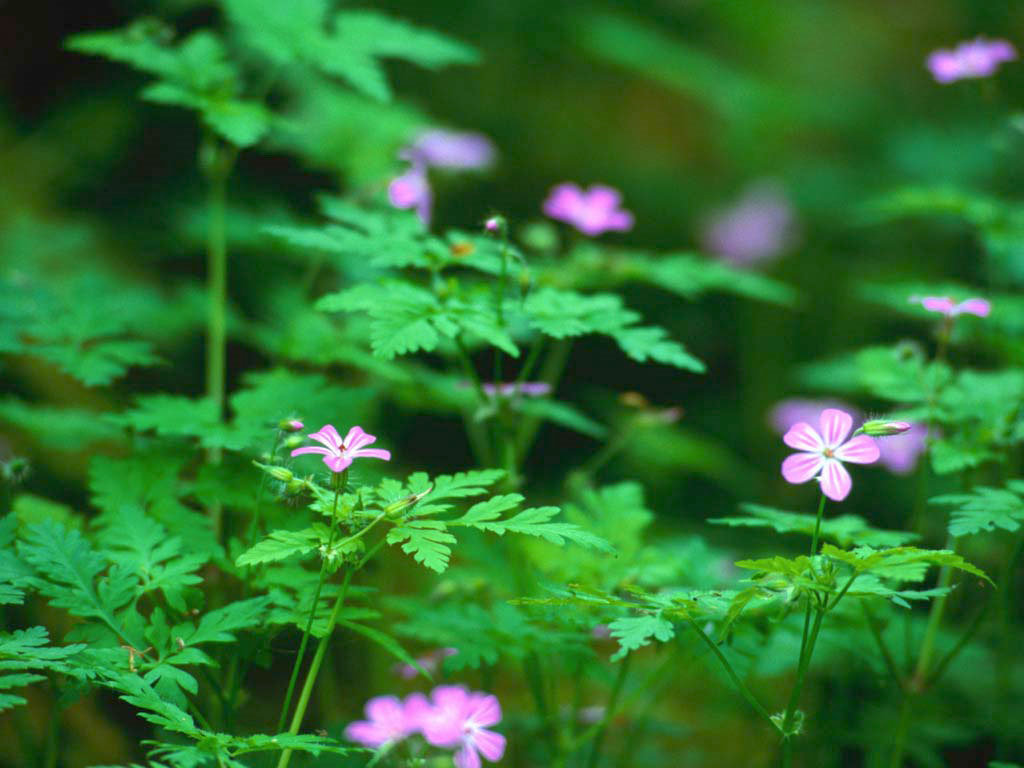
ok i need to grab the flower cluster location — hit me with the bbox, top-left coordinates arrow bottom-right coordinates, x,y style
927,37 -> 1017,83
290,424 -> 391,473
345,686 -> 505,768
389,129 -> 496,226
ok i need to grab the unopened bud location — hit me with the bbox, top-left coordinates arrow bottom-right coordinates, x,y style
267,466 -> 294,483
280,419 -> 304,432
484,216 -> 504,234
859,420 -> 911,437
286,478 -> 308,494
284,435 -> 304,449
384,486 -> 434,518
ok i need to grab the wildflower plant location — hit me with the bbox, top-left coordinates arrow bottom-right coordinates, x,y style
2,4 -> 1023,768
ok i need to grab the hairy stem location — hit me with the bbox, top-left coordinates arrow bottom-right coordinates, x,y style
687,619 -> 772,724
275,485 -> 342,734
276,568 -> 353,768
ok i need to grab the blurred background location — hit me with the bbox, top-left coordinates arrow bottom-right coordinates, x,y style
3,1 -> 1024,765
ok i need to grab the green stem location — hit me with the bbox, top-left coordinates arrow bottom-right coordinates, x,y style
924,597 -> 989,688
275,487 -> 342,734
780,604 -> 825,761
809,494 -> 826,558
516,338 -> 572,459
276,568 -> 353,768
585,655 -> 632,768
912,536 -> 956,684
888,694 -> 913,768
861,603 -> 904,691
687,619 -> 772,724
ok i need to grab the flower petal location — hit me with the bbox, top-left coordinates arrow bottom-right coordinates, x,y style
472,729 -> 507,762
290,446 -> 334,458
781,452 -> 825,484
467,694 -> 502,728
956,298 -> 991,317
352,448 -> 391,461
783,422 -> 825,452
919,296 -> 955,315
819,459 -> 852,502
365,696 -> 406,730
344,721 -> 390,748
834,435 -> 880,464
819,408 -> 853,449
325,455 -> 353,473
308,425 -> 343,449
454,745 -> 481,768
344,426 -> 375,451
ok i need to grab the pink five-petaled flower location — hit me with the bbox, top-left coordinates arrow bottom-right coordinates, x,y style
911,295 -> 991,318
290,424 -> 391,473
927,38 -> 1017,84
781,408 -> 880,502
542,183 -> 634,236
421,686 -> 506,768
344,693 -> 430,748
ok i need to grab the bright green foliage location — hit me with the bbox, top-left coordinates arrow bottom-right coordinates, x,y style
0,269 -> 162,386
222,1 -> 476,102
449,494 -> 616,551
0,627 -> 85,713
711,504 -> 918,547
0,399 -> 122,450
523,288 -> 704,371
608,614 -> 675,661
68,23 -> 269,147
932,481 -> 1024,537
819,544 -> 992,584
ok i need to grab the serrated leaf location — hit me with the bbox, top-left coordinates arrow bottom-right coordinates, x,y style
236,529 -> 320,567
608,615 -> 675,661
932,484 -> 1024,537
386,521 -> 457,573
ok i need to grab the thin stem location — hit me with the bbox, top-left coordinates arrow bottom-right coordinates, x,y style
687,618 -> 773,724
516,338 -> 572,459
809,494 -> 826,557
585,655 -> 632,768
861,603 -> 904,691
275,487 -> 342,734
912,535 -> 956,684
276,568 -> 353,768
780,604 -> 826,761
888,694 -> 913,768
924,598 -> 989,688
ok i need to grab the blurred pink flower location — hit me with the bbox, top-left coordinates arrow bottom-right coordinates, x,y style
421,686 -> 506,768
389,130 -> 495,226
770,399 -> 857,436
483,381 -> 551,398
876,423 -> 929,475
701,181 -> 796,267
911,295 -> 991,318
290,425 -> 391,473
409,130 -> 495,169
344,693 -> 429,748
781,408 -> 880,501
543,183 -> 634,236
927,38 -> 1017,83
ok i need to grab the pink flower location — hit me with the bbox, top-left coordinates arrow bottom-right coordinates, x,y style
290,425 -> 391,473
542,183 -> 634,236
344,693 -> 429,748
409,130 -> 495,170
911,295 -> 991,318
927,38 -> 1017,83
389,163 -> 433,226
421,686 -> 506,768
701,181 -> 796,267
781,408 -> 880,501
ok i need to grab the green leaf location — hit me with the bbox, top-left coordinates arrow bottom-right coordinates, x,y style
0,627 -> 86,713
820,544 -> 993,585
608,615 -> 675,661
386,521 -> 457,573
523,288 -> 703,371
515,398 -> 607,439
235,529 -> 320,567
710,504 -> 917,548
452,500 -> 615,552
932,483 -> 1024,538
18,521 -> 142,647
0,399 -> 121,450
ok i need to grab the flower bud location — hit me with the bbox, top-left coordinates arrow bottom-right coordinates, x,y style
280,419 -> 304,432
484,215 -> 504,234
859,419 -> 912,437
267,466 -> 294,483
284,435 -> 304,449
